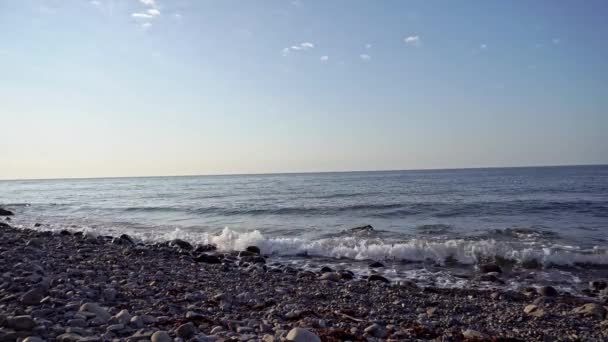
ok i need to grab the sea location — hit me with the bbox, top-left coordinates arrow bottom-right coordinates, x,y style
2,165 -> 608,294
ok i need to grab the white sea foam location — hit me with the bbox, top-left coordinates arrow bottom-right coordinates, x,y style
15,219 -> 608,267
150,227 -> 608,267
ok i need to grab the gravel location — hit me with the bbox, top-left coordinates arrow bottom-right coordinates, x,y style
1,223 -> 607,341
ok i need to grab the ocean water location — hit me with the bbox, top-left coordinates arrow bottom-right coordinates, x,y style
2,165 -> 608,293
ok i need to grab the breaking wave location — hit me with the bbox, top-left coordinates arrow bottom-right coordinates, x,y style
151,227 -> 608,268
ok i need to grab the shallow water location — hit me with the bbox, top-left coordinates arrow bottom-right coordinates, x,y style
2,165 -> 608,292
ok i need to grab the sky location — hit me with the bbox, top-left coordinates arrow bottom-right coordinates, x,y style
0,0 -> 607,179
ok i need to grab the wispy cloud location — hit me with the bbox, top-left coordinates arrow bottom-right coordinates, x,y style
147,8 -> 160,16
359,54 -> 371,61
132,0 -> 160,24
404,35 -> 420,46
480,44 -> 487,50
552,38 -> 561,44
320,55 -> 329,62
282,42 -> 315,56
90,0 -> 101,6
140,0 -> 156,6
132,12 -> 154,18
365,43 -> 372,49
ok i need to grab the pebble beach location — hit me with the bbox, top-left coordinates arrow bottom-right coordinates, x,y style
1,214 -> 608,341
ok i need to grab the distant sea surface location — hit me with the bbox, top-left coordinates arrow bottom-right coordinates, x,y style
2,165 -> 608,293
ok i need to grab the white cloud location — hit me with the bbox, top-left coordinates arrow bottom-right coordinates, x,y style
174,13 -> 182,19
147,8 -> 160,16
132,12 -> 154,18
365,43 -> 372,49
291,0 -> 302,7
359,54 -> 371,61
320,55 -> 329,61
140,0 -> 156,6
283,42 -> 315,55
552,38 -> 561,44
90,0 -> 101,6
404,35 -> 420,46
480,44 -> 487,49
141,22 -> 152,29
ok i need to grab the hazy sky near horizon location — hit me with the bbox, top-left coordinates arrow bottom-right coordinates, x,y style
1,0 -> 607,179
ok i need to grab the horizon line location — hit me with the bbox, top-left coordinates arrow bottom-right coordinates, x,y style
1,162 -> 606,182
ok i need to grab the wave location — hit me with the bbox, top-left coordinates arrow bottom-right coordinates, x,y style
149,227 -> 608,268
112,200 -> 608,218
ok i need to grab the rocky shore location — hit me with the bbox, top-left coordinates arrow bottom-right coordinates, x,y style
1,220 -> 608,341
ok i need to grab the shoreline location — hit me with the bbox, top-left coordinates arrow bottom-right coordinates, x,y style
1,222 -> 607,341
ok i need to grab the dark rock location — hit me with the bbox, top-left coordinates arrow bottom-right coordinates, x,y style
369,261 -> 384,268
34,223 -> 42,227
169,239 -> 193,250
479,263 -> 502,273
194,244 -> 217,253
538,286 -> 558,297
20,288 -> 45,306
367,274 -> 390,283
0,208 -> 14,216
349,225 -> 374,234
590,280 -> 608,291
59,230 -> 72,236
7,316 -> 36,331
339,271 -> 354,280
521,259 -> 542,269
192,253 -> 221,264
0,222 -> 11,229
246,246 -> 261,255
175,322 -> 196,338
119,234 -> 135,245
320,266 -> 333,273
238,250 -> 256,257
478,274 -> 504,284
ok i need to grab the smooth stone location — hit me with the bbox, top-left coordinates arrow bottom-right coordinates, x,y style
320,266 -> 333,273
245,246 -> 261,255
0,208 -> 14,216
319,272 -> 341,282
364,323 -> 388,338
151,331 -> 172,342
369,261 -> 385,268
175,322 -> 196,338
286,328 -> 321,342
538,286 -> 558,297
479,263 -> 502,273
67,318 -> 87,327
572,303 -> 606,318
192,254 -> 221,264
114,309 -> 132,325
7,315 -> 36,331
523,304 -> 545,317
57,333 -> 82,342
169,239 -> 193,250
79,303 -> 111,321
102,288 -> 117,302
20,288 -> 45,306
107,323 -> 125,332
462,329 -> 488,340
23,337 -> 44,342
367,274 -> 390,283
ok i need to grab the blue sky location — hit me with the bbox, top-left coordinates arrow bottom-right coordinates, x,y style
1,0 -> 607,179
